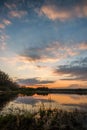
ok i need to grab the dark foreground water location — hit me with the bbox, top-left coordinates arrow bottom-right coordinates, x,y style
0,93 -> 87,114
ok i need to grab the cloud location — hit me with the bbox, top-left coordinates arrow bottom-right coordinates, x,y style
0,24 -> 5,29
9,10 -> 27,18
40,5 -> 71,21
0,19 -> 11,30
20,42 -> 61,62
20,41 -> 86,62
0,33 -> 9,51
20,42 -> 68,62
39,0 -> 87,20
78,42 -> 87,50
67,84 -> 87,89
71,57 -> 87,66
54,57 -> 87,81
0,42 -> 6,51
0,55 -> 32,65
0,33 -> 9,41
4,2 -> 16,9
3,19 -> 11,25
0,20 -> 11,32
17,78 -> 55,86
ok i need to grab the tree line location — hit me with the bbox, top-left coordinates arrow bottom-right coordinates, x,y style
0,70 -> 19,91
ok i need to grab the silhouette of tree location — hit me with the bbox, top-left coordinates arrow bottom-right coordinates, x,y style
0,70 -> 19,91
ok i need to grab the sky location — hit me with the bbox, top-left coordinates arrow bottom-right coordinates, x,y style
0,0 -> 87,88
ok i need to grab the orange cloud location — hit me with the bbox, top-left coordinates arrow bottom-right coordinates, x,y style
78,42 -> 87,50
39,4 -> 87,21
40,5 -> 71,21
49,80 -> 86,88
9,10 -> 27,18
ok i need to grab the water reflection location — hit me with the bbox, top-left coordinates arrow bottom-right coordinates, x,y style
0,93 -> 17,111
0,93 -> 87,114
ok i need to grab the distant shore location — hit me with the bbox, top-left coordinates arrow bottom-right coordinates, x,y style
0,88 -> 87,95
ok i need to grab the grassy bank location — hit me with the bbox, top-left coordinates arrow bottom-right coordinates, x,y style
0,109 -> 87,130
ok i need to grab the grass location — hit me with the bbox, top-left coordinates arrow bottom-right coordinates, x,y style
0,108 -> 87,130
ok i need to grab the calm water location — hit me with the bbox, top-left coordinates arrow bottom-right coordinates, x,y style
0,93 -> 87,114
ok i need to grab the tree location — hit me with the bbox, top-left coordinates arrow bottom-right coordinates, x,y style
0,70 -> 19,91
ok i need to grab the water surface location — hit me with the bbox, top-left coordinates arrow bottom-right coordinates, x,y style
0,93 -> 87,114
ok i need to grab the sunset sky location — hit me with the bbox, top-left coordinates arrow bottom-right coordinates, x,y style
0,0 -> 87,88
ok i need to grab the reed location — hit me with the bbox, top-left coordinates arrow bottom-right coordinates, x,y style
0,107 -> 87,130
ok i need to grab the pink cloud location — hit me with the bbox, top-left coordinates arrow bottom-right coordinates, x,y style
9,10 -> 27,18
0,33 -> 9,51
0,24 -> 5,29
4,3 -> 16,9
3,19 -> 11,25
0,34 -> 9,41
0,19 -> 11,30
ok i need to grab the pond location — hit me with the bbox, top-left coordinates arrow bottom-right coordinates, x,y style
0,93 -> 87,114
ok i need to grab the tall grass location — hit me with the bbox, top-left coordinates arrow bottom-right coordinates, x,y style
0,107 -> 87,130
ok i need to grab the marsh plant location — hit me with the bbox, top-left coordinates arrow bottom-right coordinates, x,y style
0,106 -> 87,130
